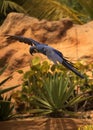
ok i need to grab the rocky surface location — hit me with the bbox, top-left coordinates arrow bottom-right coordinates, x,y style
0,13 -> 73,72
0,12 -> 93,87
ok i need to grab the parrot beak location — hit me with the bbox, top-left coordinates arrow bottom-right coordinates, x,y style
30,47 -> 38,55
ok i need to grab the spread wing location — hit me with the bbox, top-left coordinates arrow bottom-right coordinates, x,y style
5,35 -> 48,47
5,34 -> 84,78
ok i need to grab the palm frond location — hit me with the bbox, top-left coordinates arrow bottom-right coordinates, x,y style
0,76 -> 12,86
1,0 -> 25,16
78,0 -> 93,19
19,0 -> 82,24
0,85 -> 20,95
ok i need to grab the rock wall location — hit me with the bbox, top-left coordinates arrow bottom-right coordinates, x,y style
0,13 -> 93,87
0,13 -> 73,72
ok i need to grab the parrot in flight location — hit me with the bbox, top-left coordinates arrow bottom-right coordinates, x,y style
6,35 -> 84,78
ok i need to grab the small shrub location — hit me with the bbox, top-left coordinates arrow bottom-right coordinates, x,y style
0,96 -> 14,121
78,125 -> 93,130
13,57 -> 93,116
29,73 -> 92,117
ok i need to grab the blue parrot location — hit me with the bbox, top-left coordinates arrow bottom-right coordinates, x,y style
6,35 -> 84,78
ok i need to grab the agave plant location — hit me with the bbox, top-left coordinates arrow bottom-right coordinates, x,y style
0,96 -> 14,121
30,73 -> 92,117
0,66 -> 20,121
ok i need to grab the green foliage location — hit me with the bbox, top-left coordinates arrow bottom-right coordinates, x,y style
1,0 -> 93,25
30,73 -> 91,117
14,57 -> 52,112
0,0 -> 25,25
56,0 -> 90,23
57,0 -> 83,11
0,66 -> 20,121
13,57 -> 93,117
78,0 -> 93,19
0,0 -> 87,25
0,0 -> 25,16
78,125 -> 93,130
58,0 -> 93,21
0,96 -> 14,121
20,0 -> 83,23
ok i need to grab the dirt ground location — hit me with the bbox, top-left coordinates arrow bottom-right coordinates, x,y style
0,117 -> 93,130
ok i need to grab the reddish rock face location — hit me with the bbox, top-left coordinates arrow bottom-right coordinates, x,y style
0,13 -> 73,72
0,12 -> 93,87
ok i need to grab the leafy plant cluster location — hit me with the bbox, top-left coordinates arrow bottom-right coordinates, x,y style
0,57 -> 92,120
0,0 -> 93,25
78,125 -> 93,130
0,65 -> 19,121
13,57 -> 93,117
